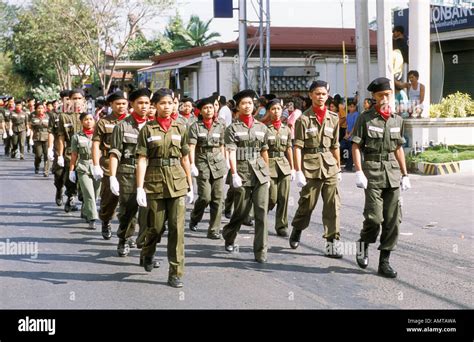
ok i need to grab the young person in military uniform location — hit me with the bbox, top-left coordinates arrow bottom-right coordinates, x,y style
30,103 -> 50,176
48,90 -> 71,206
109,88 -> 154,259
2,97 -> 15,156
352,77 -> 411,278
55,89 -> 86,212
8,100 -> 30,160
69,112 -> 101,230
0,102 -> 7,153
188,96 -> 226,239
289,80 -> 344,258
176,96 -> 196,128
265,98 -> 295,237
92,91 -> 128,241
222,89 -> 270,263
135,88 -> 193,288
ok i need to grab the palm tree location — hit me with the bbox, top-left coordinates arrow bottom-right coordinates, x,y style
174,15 -> 221,50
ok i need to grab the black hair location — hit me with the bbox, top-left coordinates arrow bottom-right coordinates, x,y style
393,25 -> 405,34
407,70 -> 419,78
79,112 -> 93,121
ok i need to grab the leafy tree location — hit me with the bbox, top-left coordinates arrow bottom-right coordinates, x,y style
0,52 -> 27,97
173,15 -> 221,50
127,34 -> 172,60
0,1 -> 18,50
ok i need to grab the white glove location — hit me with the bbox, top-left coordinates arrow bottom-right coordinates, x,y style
26,129 -> 31,137
190,164 -> 199,177
337,171 -> 342,182
186,188 -> 194,204
2,132 -> 7,139
232,173 -> 243,188
29,138 -> 34,146
226,158 -> 230,169
8,129 -> 13,136
355,170 -> 368,189
109,175 -> 120,196
290,169 -> 296,181
136,187 -> 147,207
57,155 -> 65,167
92,165 -> 103,181
295,171 -> 307,188
47,148 -> 54,161
401,175 -> 411,191
68,171 -> 76,183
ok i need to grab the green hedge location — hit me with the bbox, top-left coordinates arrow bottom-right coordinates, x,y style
407,145 -> 474,163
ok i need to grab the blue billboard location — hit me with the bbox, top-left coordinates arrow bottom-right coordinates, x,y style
394,5 -> 474,36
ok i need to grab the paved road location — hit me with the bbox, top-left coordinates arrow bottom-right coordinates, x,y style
0,154 -> 473,309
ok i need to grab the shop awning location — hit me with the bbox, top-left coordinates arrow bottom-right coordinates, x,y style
138,56 -> 202,73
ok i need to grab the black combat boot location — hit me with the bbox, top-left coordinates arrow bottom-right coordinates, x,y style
55,189 -> 63,206
189,221 -> 198,232
378,250 -> 397,278
142,256 -> 155,272
117,239 -> 130,257
101,221 -> 112,240
167,275 -> 183,288
139,256 -> 160,268
356,239 -> 369,269
289,227 -> 302,249
64,197 -> 77,213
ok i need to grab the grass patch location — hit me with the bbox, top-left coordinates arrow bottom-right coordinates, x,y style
407,145 -> 474,163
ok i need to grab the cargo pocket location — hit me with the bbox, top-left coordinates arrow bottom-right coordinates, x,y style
257,158 -> 269,176
172,167 -> 188,191
145,172 -> 163,194
303,154 -> 321,171
322,127 -> 334,148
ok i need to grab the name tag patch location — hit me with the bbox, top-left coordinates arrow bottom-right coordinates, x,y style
147,135 -> 161,142
268,136 -> 276,140
171,134 -> 181,141
368,125 -> 384,133
105,124 -> 115,129
324,127 -> 334,134
235,131 -> 248,137
390,127 -> 401,133
212,133 -> 221,138
306,127 -> 318,133
255,131 -> 265,137
63,123 -> 72,128
198,132 -> 207,137
124,133 -> 138,139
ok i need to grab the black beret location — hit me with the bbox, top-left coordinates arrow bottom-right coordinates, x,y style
262,93 -> 276,101
59,90 -> 70,98
69,88 -> 85,97
367,77 -> 392,93
15,100 -> 22,105
233,89 -> 258,105
151,88 -> 174,104
196,96 -> 215,110
309,80 -> 330,92
106,91 -> 127,104
181,97 -> 194,104
6,97 -> 13,101
266,98 -> 284,110
129,88 -> 152,102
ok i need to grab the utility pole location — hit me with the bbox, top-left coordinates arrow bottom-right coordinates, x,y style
265,0 -> 271,94
355,0 -> 371,107
239,0 -> 248,90
259,0 -> 264,95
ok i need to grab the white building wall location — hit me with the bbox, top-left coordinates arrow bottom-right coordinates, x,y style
197,54 -> 218,98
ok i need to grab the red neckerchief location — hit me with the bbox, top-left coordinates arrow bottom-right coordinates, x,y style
194,108 -> 200,117
180,112 -> 191,119
132,111 -> 147,124
156,116 -> 172,132
8,106 -> 14,111
313,105 -> 326,125
115,112 -> 127,121
36,113 -> 46,120
170,112 -> 178,121
15,108 -> 21,114
272,119 -> 281,130
202,117 -> 213,130
376,105 -> 391,121
239,114 -> 254,128
83,128 -> 94,138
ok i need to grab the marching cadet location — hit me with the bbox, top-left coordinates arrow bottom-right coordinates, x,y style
0,103 -> 6,152
136,88 -> 193,288
109,88 -> 154,259
54,89 -> 86,212
48,90 -> 70,206
352,77 -> 411,278
222,89 -> 270,263
25,98 -> 35,154
3,97 -> 15,156
265,98 -> 295,237
8,100 -> 30,160
92,91 -> 128,241
176,96 -> 196,128
188,96 -> 226,239
289,80 -> 344,258
30,103 -> 50,176
69,112 -> 100,230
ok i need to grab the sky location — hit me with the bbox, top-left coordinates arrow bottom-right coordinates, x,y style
144,0 -> 411,42
7,0 -> 411,41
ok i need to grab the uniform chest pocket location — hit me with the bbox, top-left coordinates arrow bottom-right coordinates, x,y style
280,136 -> 288,147
389,127 -> 401,140
267,136 -> 276,146
170,134 -> 183,157
254,131 -> 265,143
235,131 -> 249,142
322,127 -> 334,147
210,132 -> 222,145
305,126 -> 319,140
